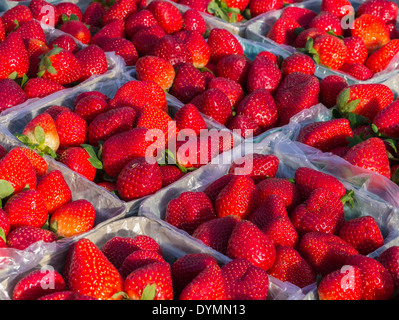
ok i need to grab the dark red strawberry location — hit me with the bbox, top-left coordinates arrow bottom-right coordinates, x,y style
6,226 -> 57,250
124,9 -> 157,39
377,246 -> 399,289
246,55 -> 282,95
207,28 -> 244,64
0,79 -> 28,112
319,75 -> 348,108
267,17 -> 301,45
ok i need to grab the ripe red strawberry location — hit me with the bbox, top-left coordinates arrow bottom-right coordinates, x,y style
203,174 -> 235,204
366,39 -> 399,74
53,110 -> 87,149
75,45 -> 108,81
249,194 -> 298,247
125,9 -> 157,39
101,235 -> 162,270
15,147 -> 47,178
351,14 -> 390,53
116,157 -> 163,201
268,246 -> 316,288
12,269 -> 65,300
294,167 -> 347,199
297,119 -> 353,153
99,37 -> 139,67
0,17 -> 4,42
345,254 -> 395,300
176,30 -> 210,69
226,115 -> 262,139
281,53 -> 315,77
59,147 -> 98,181
109,80 -> 167,113
29,0 -> 60,27
0,208 -> 10,238
147,0 -> 183,34
130,24 -> 165,56
267,17 -> 301,45
298,231 -> 358,276
227,220 -> 276,271
36,170 -> 72,214
13,19 -> 46,43
119,249 -> 165,279
73,95 -> 109,124
179,0 -> 210,12
66,238 -> 124,300
338,216 -> 384,255
25,39 -> 51,78
151,34 -> 193,68
321,0 -> 354,19
373,101 -> 399,138
82,2 -> 105,30
280,6 -> 317,28
182,8 -> 207,35
377,246 -> 399,289
159,165 -> 185,187
101,0 -> 138,26
59,20 -> 91,45
274,72 -> 320,126
0,33 -> 29,80
319,75 -> 348,108
256,51 -> 279,65
6,225 -> 57,250
318,265 -> 363,300
1,5 -> 33,34
0,79 -> 27,112
308,11 -> 343,36
174,103 -> 207,136
23,78 -> 65,99
56,2 -> 83,23
207,77 -> 244,109
343,137 -> 391,179
90,19 -> 125,46
246,55 -> 282,94
294,28 -> 327,49
135,55 -> 175,90
207,28 -> 244,64
290,188 -> 346,236
4,190 -> 48,229
169,62 -> 206,104
249,0 -> 284,17
221,258 -> 269,300
357,0 -> 398,25
215,54 -> 252,89
192,215 -> 241,255
343,36 -> 369,65
339,63 -> 374,81
165,191 -> 216,234
190,88 -> 233,125
37,291 -> 97,300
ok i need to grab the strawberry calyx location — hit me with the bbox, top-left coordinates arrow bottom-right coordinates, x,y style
81,143 -> 104,170
158,149 -> 190,174
15,126 -> 58,158
37,46 -> 64,78
341,189 -> 355,208
207,0 -> 245,23
0,179 -> 14,208
334,89 -> 369,128
298,37 -> 320,65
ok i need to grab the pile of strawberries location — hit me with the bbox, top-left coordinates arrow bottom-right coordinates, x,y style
265,0 -> 399,81
0,145 -> 97,250
163,152 -> 399,299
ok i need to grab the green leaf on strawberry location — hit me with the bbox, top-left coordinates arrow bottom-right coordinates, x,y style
140,284 -> 157,300
81,144 -> 103,170
0,179 -> 14,207
0,227 -> 6,244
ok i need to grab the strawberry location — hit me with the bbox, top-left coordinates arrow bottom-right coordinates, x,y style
1,5 -> 33,34
36,170 -> 72,214
25,39 -> 51,78
356,0 -> 398,25
0,79 -> 28,112
256,51 -> 279,65
366,39 -> 399,74
290,188 -> 345,236
109,80 -> 167,113
215,54 -> 251,89
351,14 -> 390,53
339,63 -> 374,81
280,7 -> 317,28
345,254 -> 395,300
207,28 -> 244,64
130,24 -> 165,56
165,191 -> 216,234
319,75 -> 348,108
246,55 -> 282,94
228,153 -> 279,183
373,100 -> 399,138
256,177 -> 301,213
124,261 -> 173,300
174,103 -> 207,136
90,19 -> 125,46
74,94 -> 109,124
37,47 -> 82,85
15,147 -> 48,178
23,78 -> 65,99
59,20 -> 91,45
268,246 -> 316,288
37,291 -> 97,300
297,119 -> 353,153
338,216 -> 384,255
249,194 -> 298,247
249,0 -> 284,17
99,37 -> 139,67
151,34 -> 193,68
124,9 -> 157,39
169,62 -> 207,104
274,72 -> 320,126
116,157 -> 163,201
0,148 -> 37,194
119,249 -> 165,279
66,238 -> 124,300
343,137 -> 391,179
53,110 -> 87,149
207,77 -> 244,109
377,246 -> 399,289
4,190 -> 48,229
298,231 -> 358,276
294,167 -> 347,199
227,220 -> 276,271
13,19 -> 46,43
336,84 -> 394,122
176,30 -> 210,69
29,0 -> 60,27
203,174 -> 235,204
101,0 -> 138,26
135,55 -> 175,90
226,115 -> 261,139
222,258 -> 269,300
0,33 -> 29,80
190,88 -> 233,125
182,8 -> 207,35
160,165 -> 185,187
294,27 -> 327,49
179,0 -> 210,12
6,225 -> 58,250
192,215 -> 241,255
343,36 -> 369,65
281,53 -> 315,77
317,265 -> 363,300
56,2 -> 83,24
321,0 -> 354,18
101,235 -> 162,270
82,2 -> 105,30
75,45 -> 108,81
59,147 -> 98,181
0,208 -> 10,239
267,17 -> 301,45
0,17 -> 4,42
12,269 -> 65,300
308,11 -> 343,36
147,0 -> 183,34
